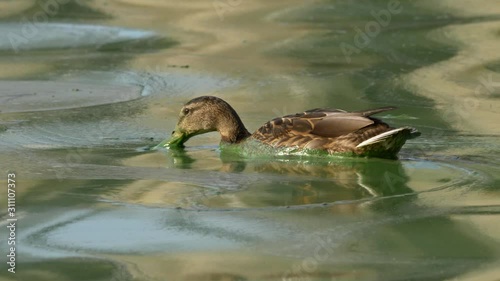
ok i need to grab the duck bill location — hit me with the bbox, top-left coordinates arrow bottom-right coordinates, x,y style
154,130 -> 188,149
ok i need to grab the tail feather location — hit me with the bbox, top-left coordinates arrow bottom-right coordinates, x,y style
356,127 -> 419,148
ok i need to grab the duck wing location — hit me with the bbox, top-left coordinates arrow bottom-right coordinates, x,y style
255,106 -> 396,139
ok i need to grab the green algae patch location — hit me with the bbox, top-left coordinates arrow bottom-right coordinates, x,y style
154,131 -> 190,150
219,138 -> 358,161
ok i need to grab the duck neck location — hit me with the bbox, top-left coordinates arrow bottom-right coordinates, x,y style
218,109 -> 251,144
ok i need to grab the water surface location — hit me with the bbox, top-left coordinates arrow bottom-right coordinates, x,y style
0,1 -> 499,280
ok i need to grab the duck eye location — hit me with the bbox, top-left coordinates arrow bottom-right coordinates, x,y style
183,108 -> 190,115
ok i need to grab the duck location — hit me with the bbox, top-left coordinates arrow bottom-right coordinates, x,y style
156,96 -> 420,159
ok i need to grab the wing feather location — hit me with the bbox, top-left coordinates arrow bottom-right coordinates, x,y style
310,116 -> 374,138
254,106 -> 397,144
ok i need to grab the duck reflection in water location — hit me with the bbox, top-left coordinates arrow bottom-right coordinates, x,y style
163,147 -> 415,211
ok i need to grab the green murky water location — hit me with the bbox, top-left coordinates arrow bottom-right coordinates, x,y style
0,1 -> 499,280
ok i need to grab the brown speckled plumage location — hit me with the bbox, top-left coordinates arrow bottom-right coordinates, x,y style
164,96 -> 420,158
251,107 -> 419,157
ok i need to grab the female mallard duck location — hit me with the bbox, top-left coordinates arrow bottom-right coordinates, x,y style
157,96 -> 420,159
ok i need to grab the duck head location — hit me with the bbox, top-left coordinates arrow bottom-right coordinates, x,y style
156,96 -> 250,148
